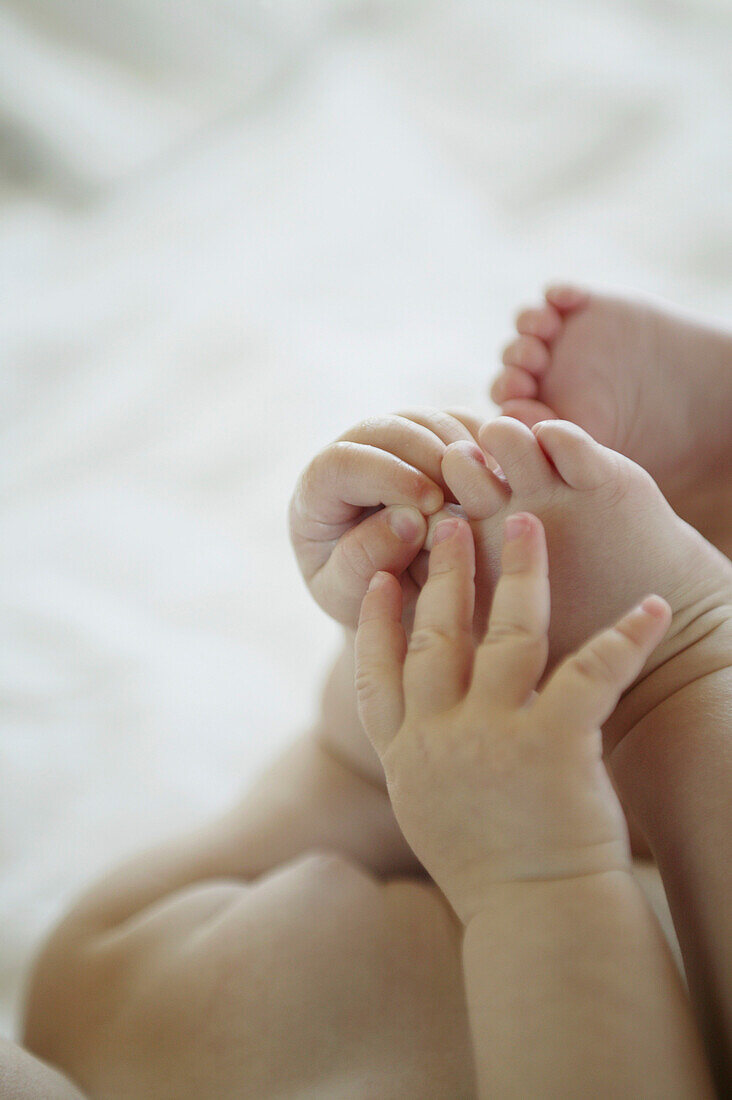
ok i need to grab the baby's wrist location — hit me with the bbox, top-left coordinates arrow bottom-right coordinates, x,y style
447,850 -> 633,927
463,867 -> 639,936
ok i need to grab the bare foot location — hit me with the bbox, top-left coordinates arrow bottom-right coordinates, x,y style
431,419 -> 732,753
491,286 -> 732,555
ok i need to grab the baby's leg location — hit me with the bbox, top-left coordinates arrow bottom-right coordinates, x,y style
0,1038 -> 86,1100
610,651 -> 732,1093
22,725 -> 441,1096
37,727 -> 415,944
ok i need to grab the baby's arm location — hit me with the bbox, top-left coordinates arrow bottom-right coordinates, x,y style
355,511 -> 713,1097
462,872 -> 701,1097
290,408 -> 485,783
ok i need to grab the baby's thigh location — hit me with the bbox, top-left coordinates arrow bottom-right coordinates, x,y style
204,853 -> 475,1098
73,853 -> 474,1099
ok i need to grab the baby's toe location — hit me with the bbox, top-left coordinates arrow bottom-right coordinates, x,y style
544,283 -> 590,313
501,335 -> 550,375
532,420 -> 619,490
515,303 -> 562,342
441,441 -> 508,520
478,417 -> 555,495
491,365 -> 538,405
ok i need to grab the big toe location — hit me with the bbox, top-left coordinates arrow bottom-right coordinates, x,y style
544,283 -> 591,313
478,416 -> 555,496
515,303 -> 563,342
441,441 -> 508,520
532,420 -> 620,490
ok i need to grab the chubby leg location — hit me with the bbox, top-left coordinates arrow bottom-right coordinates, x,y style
0,1039 -> 85,1100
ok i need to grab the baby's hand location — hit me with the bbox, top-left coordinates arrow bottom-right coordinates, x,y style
354,511 -> 671,924
289,409 -> 483,628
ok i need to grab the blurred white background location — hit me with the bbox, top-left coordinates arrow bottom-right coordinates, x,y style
1,0 -> 730,1036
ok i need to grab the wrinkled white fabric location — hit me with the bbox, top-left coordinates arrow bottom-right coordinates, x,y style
1,0 -> 730,1035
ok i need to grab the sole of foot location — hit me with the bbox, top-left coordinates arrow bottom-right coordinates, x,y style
491,286 -> 732,557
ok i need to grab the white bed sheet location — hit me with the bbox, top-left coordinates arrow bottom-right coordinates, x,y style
1,0 -> 731,1036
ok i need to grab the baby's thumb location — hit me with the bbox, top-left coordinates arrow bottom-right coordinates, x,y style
314,506 -> 427,627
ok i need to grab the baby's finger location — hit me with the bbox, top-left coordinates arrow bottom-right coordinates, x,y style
472,513 -> 549,706
338,414 -> 451,491
310,505 -> 427,626
392,407 -> 487,505
403,518 -> 475,714
422,503 -> 469,550
395,406 -> 482,448
355,572 -> 407,756
537,596 -> 671,733
406,547 -> 431,592
293,441 -> 443,541
442,406 -> 487,442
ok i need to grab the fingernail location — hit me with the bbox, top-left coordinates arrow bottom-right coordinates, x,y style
640,595 -> 668,619
433,518 -> 459,546
368,572 -> 387,592
388,506 -> 422,542
505,513 -> 530,542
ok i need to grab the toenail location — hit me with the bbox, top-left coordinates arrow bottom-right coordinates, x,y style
458,442 -> 487,466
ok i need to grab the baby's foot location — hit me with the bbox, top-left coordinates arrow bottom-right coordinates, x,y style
436,418 -> 732,756
491,286 -> 732,554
